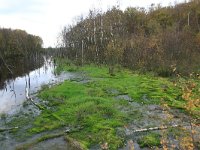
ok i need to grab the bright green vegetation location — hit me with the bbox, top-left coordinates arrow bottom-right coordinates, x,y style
33,81 -> 128,149
138,132 -> 161,148
29,62 -> 195,149
56,59 -> 184,106
6,61 -> 199,149
55,59 -> 78,74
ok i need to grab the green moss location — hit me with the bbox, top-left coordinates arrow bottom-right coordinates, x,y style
29,79 -> 129,149
5,113 -> 36,141
16,132 -> 64,150
8,61 -> 199,149
31,63 -> 194,148
55,59 -> 78,74
138,132 -> 161,148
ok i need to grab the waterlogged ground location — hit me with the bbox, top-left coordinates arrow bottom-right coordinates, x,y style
0,58 -> 74,114
0,62 -> 199,150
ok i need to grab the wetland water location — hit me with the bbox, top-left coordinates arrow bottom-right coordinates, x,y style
0,57 -> 73,114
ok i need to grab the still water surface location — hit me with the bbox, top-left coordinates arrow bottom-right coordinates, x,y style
0,58 -> 73,114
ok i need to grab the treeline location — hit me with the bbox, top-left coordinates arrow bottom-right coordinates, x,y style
43,47 -> 66,58
60,0 -> 200,76
0,28 -> 43,57
0,28 -> 43,88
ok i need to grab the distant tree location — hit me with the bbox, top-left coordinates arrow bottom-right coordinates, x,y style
59,0 -> 200,76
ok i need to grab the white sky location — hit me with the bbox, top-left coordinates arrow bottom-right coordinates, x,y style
0,0 -> 187,47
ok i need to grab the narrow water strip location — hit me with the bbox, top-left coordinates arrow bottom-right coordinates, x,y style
0,57 -> 73,114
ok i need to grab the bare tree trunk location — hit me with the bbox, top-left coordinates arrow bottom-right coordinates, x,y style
188,12 -> 191,26
109,65 -> 115,76
81,40 -> 84,65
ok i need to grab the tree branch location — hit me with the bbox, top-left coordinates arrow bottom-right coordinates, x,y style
0,54 -> 13,75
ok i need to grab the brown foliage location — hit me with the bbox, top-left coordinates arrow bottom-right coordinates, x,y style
60,1 -> 200,76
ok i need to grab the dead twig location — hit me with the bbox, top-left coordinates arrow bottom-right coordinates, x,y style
25,87 -> 44,110
125,124 -> 180,135
0,54 -> 13,75
133,124 -> 179,133
0,127 -> 18,132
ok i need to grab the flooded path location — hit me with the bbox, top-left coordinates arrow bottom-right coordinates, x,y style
0,57 -> 73,114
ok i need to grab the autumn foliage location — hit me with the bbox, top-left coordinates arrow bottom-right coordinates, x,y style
60,0 -> 200,76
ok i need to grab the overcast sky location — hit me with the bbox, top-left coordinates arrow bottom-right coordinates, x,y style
0,0 -> 187,47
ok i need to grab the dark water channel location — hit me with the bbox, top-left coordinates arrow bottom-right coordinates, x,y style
0,57 -> 73,114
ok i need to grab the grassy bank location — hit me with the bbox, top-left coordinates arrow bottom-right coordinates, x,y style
29,60 -> 198,148
5,59 -> 200,149
56,59 -> 199,114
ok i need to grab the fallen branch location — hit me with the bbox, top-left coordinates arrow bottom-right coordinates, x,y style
25,87 -> 65,122
25,87 -> 45,110
65,126 -> 83,133
0,127 -> 18,132
126,124 -> 180,135
28,98 -> 45,110
133,124 -> 179,133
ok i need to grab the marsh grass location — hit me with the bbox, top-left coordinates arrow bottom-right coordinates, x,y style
32,64 -> 190,149
138,132 -> 161,148
7,62 -> 199,149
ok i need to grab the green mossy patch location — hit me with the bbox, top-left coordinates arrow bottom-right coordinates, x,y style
32,64 -> 185,149
55,59 -> 78,74
33,81 -> 129,149
5,62 -> 199,149
138,132 -> 161,148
